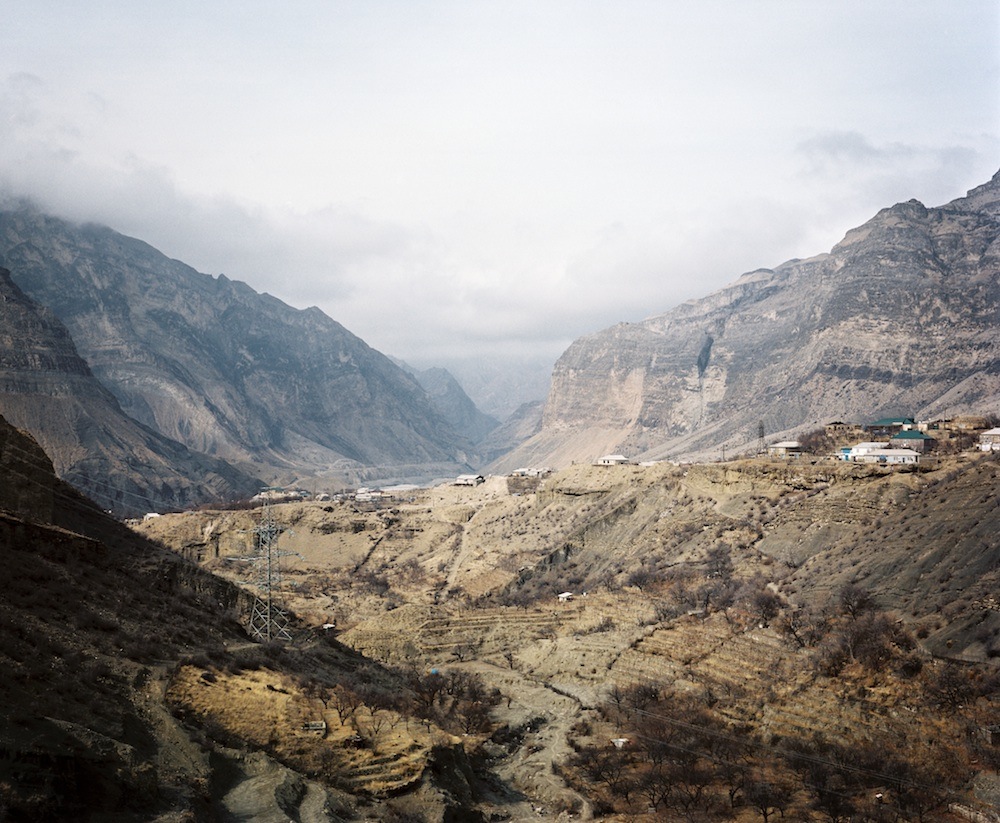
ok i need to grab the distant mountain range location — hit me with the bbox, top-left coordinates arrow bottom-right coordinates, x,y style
393,359 -> 499,444
0,208 -> 494,510
495,171 -> 1000,470
2,171 -> 998,513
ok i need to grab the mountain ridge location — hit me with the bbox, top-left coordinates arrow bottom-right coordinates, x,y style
393,359 -> 500,444
0,207 -> 485,489
0,266 -> 259,514
495,172 -> 1000,470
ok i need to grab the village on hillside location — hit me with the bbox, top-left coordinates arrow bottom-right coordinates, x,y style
584,415 -> 1000,475
762,414 -> 1000,465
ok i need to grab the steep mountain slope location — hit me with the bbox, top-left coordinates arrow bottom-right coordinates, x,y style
476,400 -> 544,463
0,207 -> 476,485
396,360 -> 500,444
0,267 -> 258,515
498,172 -> 1000,469
0,413 -> 520,821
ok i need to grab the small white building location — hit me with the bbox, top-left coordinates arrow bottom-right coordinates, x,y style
843,442 -> 890,461
455,474 -> 485,486
593,454 -> 630,466
850,447 -> 920,465
557,591 -> 574,603
511,467 -> 553,477
979,428 -> 1000,452
767,440 -> 802,458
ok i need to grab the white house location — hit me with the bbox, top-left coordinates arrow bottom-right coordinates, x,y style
557,592 -> 574,603
593,454 -> 630,466
979,428 -> 1000,452
511,467 -> 553,477
767,440 -> 802,458
455,474 -> 485,486
850,447 -> 920,465
850,442 -> 890,456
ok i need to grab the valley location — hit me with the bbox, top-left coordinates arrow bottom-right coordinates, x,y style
1,174 -> 999,820
125,452 -> 1000,820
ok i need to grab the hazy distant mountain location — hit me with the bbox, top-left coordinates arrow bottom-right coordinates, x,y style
477,400 -> 544,464
433,354 -> 553,420
394,360 -> 500,444
0,207 -> 476,486
497,171 -> 1000,469
0,267 -> 259,514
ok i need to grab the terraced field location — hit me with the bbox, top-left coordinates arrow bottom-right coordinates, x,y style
166,665 -> 438,798
138,456 -> 1000,818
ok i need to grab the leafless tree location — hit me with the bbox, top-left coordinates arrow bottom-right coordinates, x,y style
329,684 -> 362,724
743,776 -> 794,822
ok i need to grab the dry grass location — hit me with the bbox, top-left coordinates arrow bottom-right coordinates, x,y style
167,664 -> 439,796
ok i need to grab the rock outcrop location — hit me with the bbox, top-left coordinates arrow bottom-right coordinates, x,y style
498,172 -> 1000,468
0,268 -> 259,514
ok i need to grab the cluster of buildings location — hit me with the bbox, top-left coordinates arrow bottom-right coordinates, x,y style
769,415 -> 1000,465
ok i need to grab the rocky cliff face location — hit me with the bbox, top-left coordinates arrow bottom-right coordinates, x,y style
0,209 -> 476,484
498,172 -> 1000,468
0,268 -> 260,515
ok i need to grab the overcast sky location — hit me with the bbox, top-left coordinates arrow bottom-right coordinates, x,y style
2,2 -> 998,391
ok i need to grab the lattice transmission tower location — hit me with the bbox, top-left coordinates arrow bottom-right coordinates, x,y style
244,493 -> 295,643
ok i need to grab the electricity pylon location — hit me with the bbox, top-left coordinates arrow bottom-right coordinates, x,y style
245,492 -> 295,643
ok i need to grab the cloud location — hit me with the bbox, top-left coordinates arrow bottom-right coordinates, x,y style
0,0 -> 998,411
794,130 -> 995,211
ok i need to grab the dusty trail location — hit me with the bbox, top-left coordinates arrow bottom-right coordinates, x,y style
463,659 -> 599,820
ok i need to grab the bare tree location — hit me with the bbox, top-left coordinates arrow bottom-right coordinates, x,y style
329,684 -> 362,724
450,639 -> 482,662
744,776 -> 794,822
359,707 -> 389,751
838,583 -> 876,620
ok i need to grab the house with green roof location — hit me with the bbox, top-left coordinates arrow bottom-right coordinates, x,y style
889,429 -> 935,453
866,417 -> 915,438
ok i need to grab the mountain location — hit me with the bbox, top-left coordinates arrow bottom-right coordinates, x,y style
475,399 -> 544,464
0,413 -> 484,820
497,172 -> 1000,469
0,267 -> 259,515
0,207 -> 476,486
431,353 -> 554,420
394,360 -> 500,444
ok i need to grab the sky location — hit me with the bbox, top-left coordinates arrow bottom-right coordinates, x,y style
1,1 -> 998,410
